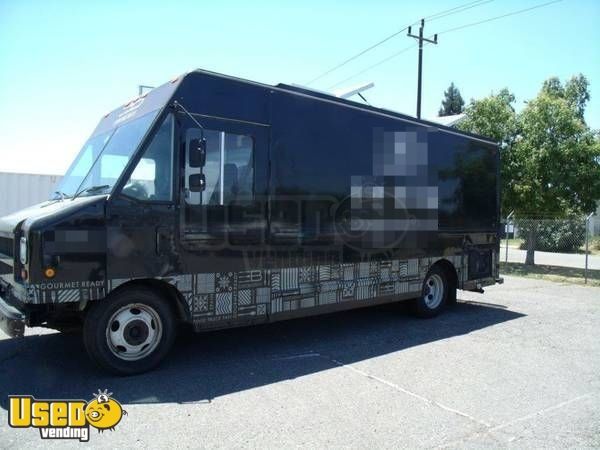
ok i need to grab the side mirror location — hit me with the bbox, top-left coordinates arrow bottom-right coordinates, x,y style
189,138 -> 206,168
189,173 -> 206,192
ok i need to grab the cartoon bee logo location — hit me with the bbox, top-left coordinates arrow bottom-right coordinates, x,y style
84,390 -> 127,432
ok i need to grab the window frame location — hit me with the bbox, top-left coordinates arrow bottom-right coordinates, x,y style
177,112 -> 269,243
116,112 -> 177,204
184,127 -> 255,207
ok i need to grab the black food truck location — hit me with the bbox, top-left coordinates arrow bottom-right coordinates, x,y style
0,70 -> 502,374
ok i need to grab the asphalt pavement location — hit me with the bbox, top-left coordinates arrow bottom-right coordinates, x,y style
0,276 -> 599,448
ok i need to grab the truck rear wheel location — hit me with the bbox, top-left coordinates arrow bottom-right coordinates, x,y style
412,266 -> 449,318
83,287 -> 176,375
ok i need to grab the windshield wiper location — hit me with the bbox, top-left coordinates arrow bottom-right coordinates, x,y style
52,191 -> 70,201
72,184 -> 110,200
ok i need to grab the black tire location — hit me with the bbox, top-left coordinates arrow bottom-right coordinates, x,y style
412,266 -> 449,318
83,287 -> 176,375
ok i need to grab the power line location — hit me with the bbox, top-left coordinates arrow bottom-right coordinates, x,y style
327,44 -> 416,90
305,24 -> 414,86
305,0 -> 494,86
436,0 -> 564,35
327,0 -> 564,91
426,0 -> 495,22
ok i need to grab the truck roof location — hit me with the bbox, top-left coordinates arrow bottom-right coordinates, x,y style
190,69 -> 498,146
93,68 -> 497,146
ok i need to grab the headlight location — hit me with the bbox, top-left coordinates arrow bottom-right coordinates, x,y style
19,236 -> 27,264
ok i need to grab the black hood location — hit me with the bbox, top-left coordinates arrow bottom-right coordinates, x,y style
0,195 -> 107,237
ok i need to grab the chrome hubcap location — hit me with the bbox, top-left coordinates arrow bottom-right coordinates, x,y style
423,274 -> 444,309
106,304 -> 162,361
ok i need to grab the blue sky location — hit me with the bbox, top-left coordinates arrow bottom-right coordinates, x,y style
0,0 -> 598,174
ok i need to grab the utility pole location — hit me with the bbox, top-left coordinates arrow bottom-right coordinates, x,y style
407,19 -> 438,119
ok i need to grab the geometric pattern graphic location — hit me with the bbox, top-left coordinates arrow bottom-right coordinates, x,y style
24,254 -> 478,329
162,254 -> 466,328
26,285 -> 106,304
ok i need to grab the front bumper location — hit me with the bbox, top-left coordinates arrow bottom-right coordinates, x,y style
0,294 -> 25,337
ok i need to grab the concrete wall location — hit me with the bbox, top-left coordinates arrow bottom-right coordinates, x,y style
0,172 -> 62,217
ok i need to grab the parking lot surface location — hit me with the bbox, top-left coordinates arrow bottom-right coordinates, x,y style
1,276 -> 599,449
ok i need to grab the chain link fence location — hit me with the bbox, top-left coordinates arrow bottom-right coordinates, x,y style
501,213 -> 599,284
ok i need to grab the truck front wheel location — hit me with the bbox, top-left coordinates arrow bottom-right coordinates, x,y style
83,287 -> 176,375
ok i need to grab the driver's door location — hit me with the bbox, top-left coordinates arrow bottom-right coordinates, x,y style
106,112 -> 179,280
179,114 -> 269,273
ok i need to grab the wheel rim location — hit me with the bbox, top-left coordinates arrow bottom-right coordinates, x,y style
105,303 -> 163,361
423,274 -> 444,309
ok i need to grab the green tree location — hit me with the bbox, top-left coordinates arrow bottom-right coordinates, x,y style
511,90 -> 598,217
458,77 -> 600,265
438,82 -> 465,116
515,91 -> 599,263
542,74 -> 590,120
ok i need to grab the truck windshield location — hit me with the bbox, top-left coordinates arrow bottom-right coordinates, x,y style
53,110 -> 159,199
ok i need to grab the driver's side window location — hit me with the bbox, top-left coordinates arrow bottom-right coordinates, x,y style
122,114 -> 174,201
185,127 -> 254,206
